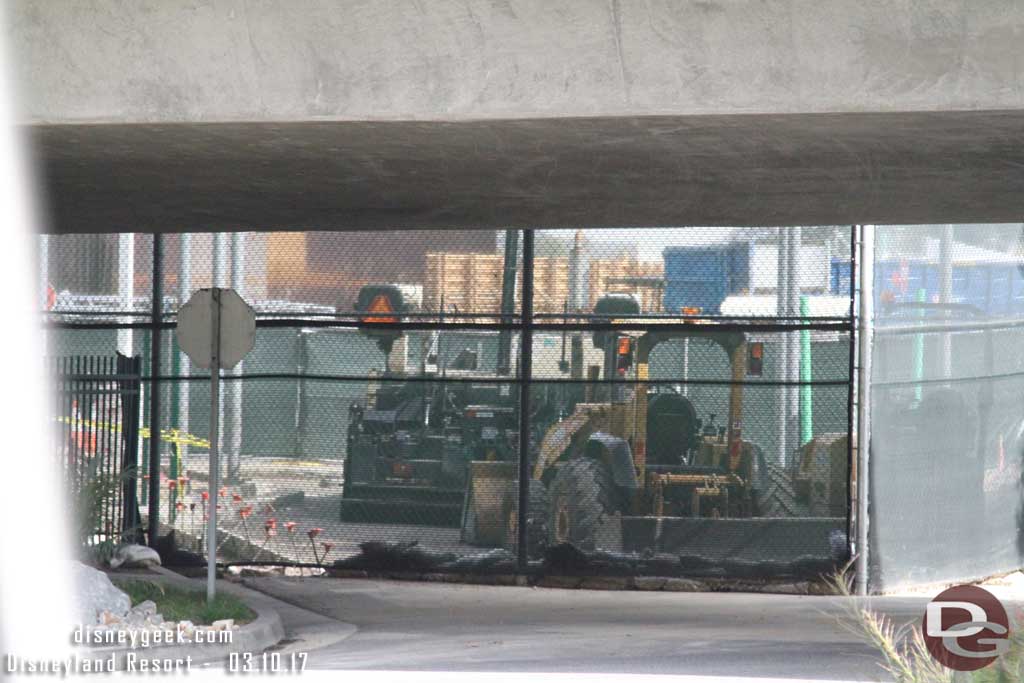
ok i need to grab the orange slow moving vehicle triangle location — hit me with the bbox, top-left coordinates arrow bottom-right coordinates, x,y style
362,294 -> 399,324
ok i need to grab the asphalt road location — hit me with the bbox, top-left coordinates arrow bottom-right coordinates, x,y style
244,576 -> 936,680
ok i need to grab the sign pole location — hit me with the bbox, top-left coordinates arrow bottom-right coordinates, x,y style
178,285 -> 254,603
207,288 -> 222,603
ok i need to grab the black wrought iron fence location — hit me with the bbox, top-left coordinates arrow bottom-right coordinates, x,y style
51,354 -> 142,547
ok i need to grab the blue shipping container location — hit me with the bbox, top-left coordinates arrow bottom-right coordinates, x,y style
663,243 -> 751,315
830,258 -> 1024,317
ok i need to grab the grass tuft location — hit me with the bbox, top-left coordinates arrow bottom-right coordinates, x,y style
113,579 -> 256,626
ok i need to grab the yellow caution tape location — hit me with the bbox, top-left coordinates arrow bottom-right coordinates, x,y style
55,416 -> 210,449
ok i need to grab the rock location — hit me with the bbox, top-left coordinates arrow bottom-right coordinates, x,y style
662,578 -> 704,592
109,544 -> 162,569
124,611 -> 147,626
211,619 -> 235,631
132,600 -> 158,617
633,576 -> 668,591
71,561 -> 131,625
99,610 -> 121,625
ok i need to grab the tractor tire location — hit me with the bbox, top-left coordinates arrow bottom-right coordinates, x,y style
547,457 -> 621,550
503,479 -> 550,559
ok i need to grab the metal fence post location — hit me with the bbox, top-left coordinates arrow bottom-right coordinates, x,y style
845,225 -> 858,569
855,225 -> 874,596
228,232 -> 245,482
147,234 -> 163,547
776,228 -> 790,466
517,229 -> 534,571
119,354 -> 143,541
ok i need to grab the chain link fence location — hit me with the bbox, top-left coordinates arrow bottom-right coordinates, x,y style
867,225 -> 1024,591
44,227 -> 855,582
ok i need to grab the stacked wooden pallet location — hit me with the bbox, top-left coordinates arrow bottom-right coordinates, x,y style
424,253 -> 571,315
532,256 -> 571,314
424,253 -> 504,314
587,257 -> 664,312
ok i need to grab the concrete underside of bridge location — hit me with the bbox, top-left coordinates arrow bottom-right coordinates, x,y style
9,0 -> 1024,233
28,112 -> 1024,233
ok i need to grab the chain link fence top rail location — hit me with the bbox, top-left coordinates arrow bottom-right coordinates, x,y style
43,227 -> 858,582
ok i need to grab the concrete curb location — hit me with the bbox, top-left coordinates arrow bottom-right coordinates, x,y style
89,566 -> 285,670
237,576 -> 359,655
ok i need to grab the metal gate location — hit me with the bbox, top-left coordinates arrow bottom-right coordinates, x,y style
51,354 -> 142,547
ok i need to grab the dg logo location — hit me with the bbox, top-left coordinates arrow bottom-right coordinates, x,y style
923,585 -> 1010,671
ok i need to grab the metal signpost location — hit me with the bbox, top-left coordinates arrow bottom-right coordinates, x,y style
177,288 -> 256,602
